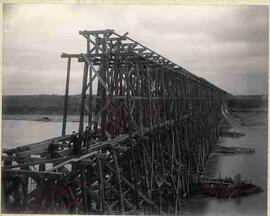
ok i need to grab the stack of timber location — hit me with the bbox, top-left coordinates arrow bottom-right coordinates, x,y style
220,131 -> 245,138
199,175 -> 262,198
212,146 -> 255,154
2,29 -> 230,215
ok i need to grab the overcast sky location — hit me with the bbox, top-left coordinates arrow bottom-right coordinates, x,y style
3,4 -> 269,95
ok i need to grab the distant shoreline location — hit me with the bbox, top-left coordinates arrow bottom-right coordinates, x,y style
3,108 -> 268,123
2,114 -> 82,122
229,108 -> 268,112
2,95 -> 267,118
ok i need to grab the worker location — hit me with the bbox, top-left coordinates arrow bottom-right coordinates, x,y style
68,131 -> 80,156
48,140 -> 59,159
82,126 -> 90,149
69,131 -> 77,148
88,129 -> 96,148
75,133 -> 82,156
93,122 -> 99,139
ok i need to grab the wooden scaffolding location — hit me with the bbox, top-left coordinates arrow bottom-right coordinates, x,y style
2,29 -> 230,214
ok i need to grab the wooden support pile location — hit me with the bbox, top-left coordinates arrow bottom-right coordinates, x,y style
2,29 -> 230,214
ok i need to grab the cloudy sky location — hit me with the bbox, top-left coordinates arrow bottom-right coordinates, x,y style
3,4 -> 269,95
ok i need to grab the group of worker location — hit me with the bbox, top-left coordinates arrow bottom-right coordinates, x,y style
47,126 -> 98,158
68,126 -> 98,156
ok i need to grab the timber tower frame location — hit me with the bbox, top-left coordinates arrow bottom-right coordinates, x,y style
2,29 -> 229,215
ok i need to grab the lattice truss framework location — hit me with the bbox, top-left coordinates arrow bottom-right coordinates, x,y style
2,30 -> 229,215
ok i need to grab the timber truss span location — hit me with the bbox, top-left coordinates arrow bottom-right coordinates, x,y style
2,30 -> 230,215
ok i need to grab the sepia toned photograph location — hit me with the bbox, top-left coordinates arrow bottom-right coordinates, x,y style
1,3 -> 268,216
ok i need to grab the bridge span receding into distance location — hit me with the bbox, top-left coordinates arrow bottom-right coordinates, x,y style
2,29 -> 231,215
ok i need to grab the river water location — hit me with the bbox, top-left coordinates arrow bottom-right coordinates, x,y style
2,120 -> 79,149
2,112 -> 268,215
183,112 -> 268,216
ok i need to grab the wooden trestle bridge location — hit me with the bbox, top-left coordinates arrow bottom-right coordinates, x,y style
2,29 -> 230,214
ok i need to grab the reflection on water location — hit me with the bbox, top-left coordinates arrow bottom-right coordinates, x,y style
2,112 -> 267,216
183,112 -> 267,216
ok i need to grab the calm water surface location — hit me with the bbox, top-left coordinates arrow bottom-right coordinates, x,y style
2,120 -> 79,149
2,112 -> 268,215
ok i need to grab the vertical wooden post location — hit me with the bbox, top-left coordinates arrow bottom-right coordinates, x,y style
146,66 -> 152,129
98,157 -> 105,213
39,153 -> 46,171
112,150 -> 124,213
86,165 -> 92,212
130,142 -> 140,209
62,57 -> 71,136
81,166 -> 88,213
99,34 -> 108,140
79,62 -> 89,134
88,65 -> 93,128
